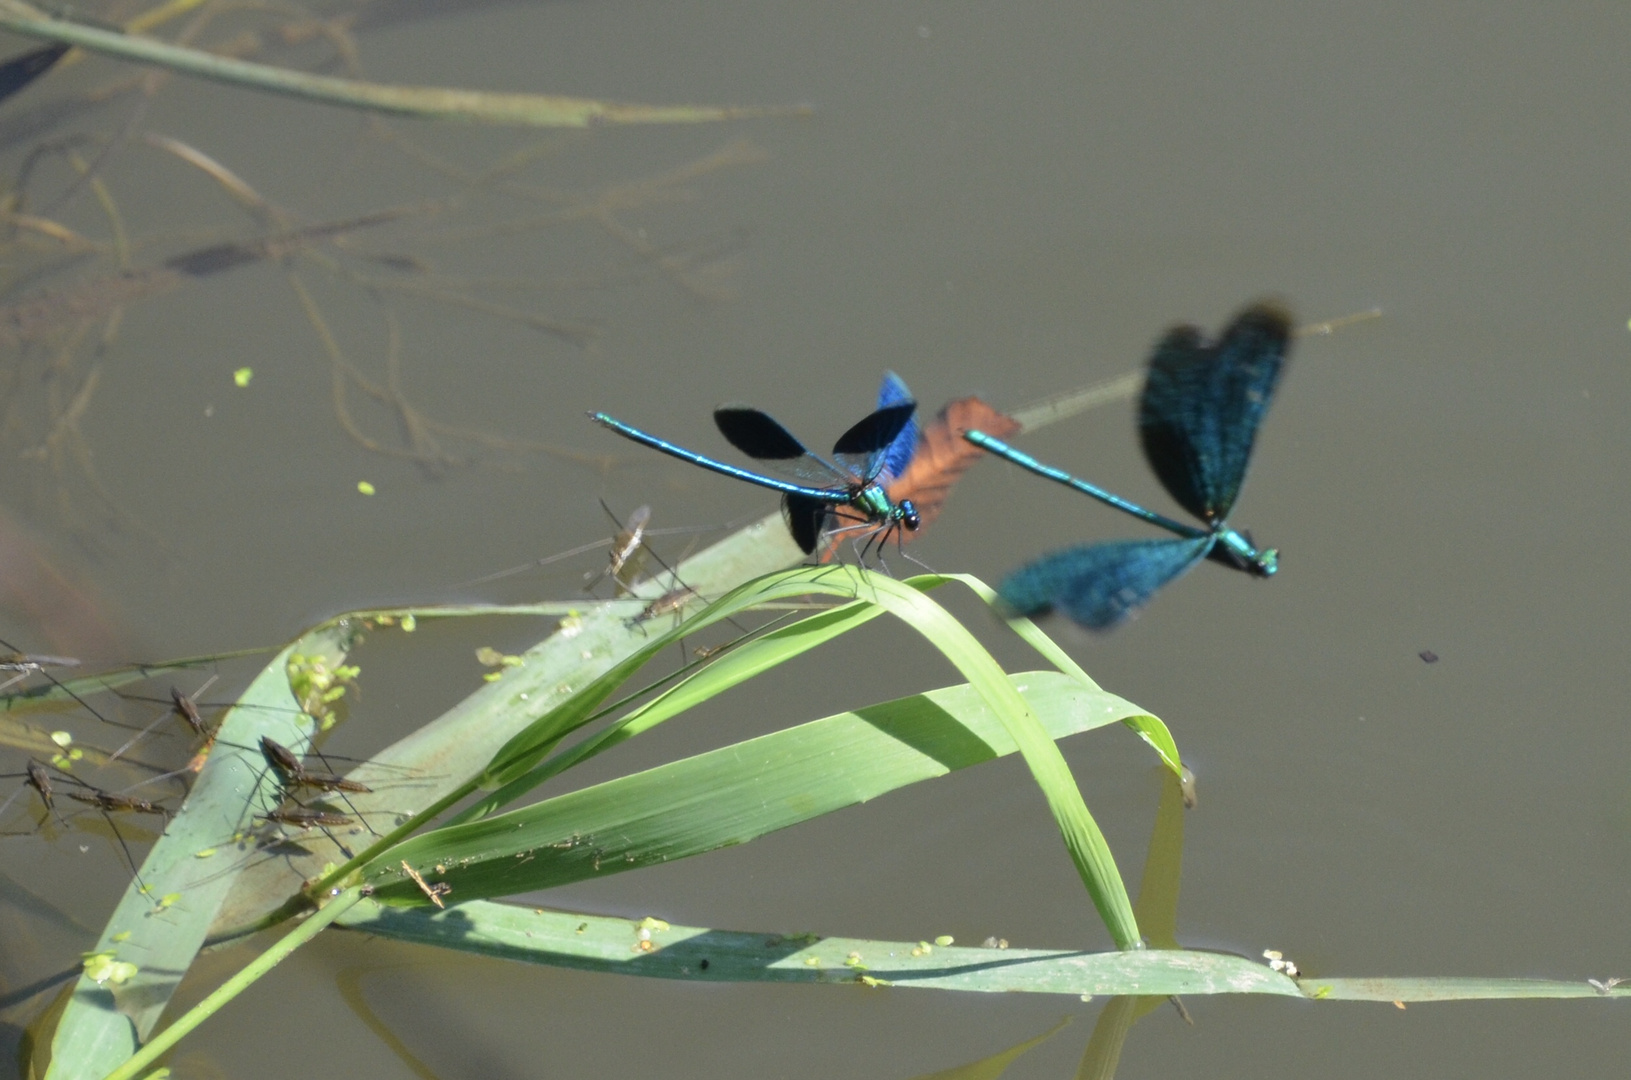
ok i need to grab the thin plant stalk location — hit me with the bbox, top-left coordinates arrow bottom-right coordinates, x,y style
100,887 -> 366,1080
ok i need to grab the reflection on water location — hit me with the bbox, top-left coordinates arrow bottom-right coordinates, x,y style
0,119 -> 764,537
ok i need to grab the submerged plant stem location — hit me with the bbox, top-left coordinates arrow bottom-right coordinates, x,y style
0,1 -> 808,127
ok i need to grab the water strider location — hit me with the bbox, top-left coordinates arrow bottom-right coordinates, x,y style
0,646 -> 81,695
0,635 -> 122,730
0,650 -> 79,673
964,303 -> 1290,628
169,685 -> 209,737
1,759 -> 167,895
25,760 -> 54,814
459,501 -> 722,592
260,736 -> 372,795
590,373 -> 922,556
56,778 -> 176,896
0,759 -> 64,828
257,806 -> 356,830
108,680 -> 220,765
600,503 -> 653,591
65,788 -> 171,817
629,584 -> 701,627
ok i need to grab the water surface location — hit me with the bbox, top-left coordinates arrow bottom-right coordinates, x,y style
0,2 -> 1626,1076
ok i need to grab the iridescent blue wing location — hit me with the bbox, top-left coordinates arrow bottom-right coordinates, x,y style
997,536 -> 1213,630
830,401 -> 918,484
871,372 -> 919,483
1138,304 -> 1291,524
714,407 -> 851,488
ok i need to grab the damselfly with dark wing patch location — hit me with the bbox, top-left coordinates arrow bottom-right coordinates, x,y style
591,374 -> 922,559
966,303 -> 1290,628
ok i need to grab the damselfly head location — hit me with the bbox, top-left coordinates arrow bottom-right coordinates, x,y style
1252,548 -> 1279,578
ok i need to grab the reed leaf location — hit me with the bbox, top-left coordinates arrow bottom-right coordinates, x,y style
340,901 -> 1631,1002
1303,977 -> 1631,1001
340,899 -> 1298,997
359,669 -> 1147,905
43,627 -> 352,1080
211,515 -> 808,936
345,566 -> 1144,948
932,573 -> 1181,776
456,573 -> 1181,824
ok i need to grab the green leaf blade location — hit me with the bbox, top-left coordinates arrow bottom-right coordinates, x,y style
213,518 -> 807,933
930,572 -> 1182,776
1304,977 -> 1631,1001
846,573 -> 1144,949
43,628 -> 350,1080
338,899 -> 1301,998
360,671 -> 1148,906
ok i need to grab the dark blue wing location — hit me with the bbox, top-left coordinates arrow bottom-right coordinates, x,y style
870,372 -> 919,483
997,536 -> 1213,630
783,494 -> 829,554
1138,303 -> 1291,523
829,402 -> 917,484
714,407 -> 850,488
715,407 -> 808,459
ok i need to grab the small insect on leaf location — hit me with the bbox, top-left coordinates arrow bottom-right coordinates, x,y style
401,615 -> 417,632
933,935 -> 954,947
233,367 -> 253,387
357,481 -> 376,496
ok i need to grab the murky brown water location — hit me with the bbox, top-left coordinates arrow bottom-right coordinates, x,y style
1,2 -> 1627,1076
